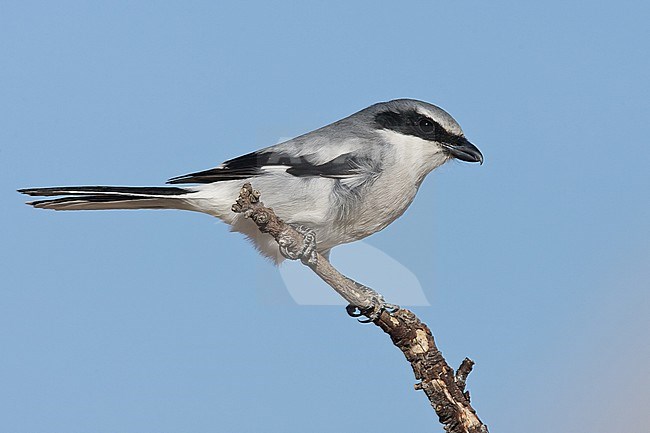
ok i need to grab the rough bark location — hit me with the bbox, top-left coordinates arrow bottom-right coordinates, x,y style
232,183 -> 489,433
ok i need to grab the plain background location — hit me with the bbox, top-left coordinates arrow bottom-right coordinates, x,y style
2,1 -> 649,432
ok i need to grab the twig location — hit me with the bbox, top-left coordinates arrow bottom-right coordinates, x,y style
455,358 -> 475,400
232,183 -> 489,433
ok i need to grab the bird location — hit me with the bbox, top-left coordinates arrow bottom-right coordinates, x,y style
19,98 -> 483,264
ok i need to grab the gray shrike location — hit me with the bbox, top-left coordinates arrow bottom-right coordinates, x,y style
20,99 -> 483,263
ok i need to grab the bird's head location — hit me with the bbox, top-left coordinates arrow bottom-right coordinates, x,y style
371,99 -> 483,170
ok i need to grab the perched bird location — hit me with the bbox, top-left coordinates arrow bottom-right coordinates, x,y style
19,99 -> 483,263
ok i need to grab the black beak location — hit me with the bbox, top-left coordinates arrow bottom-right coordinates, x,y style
443,137 -> 483,164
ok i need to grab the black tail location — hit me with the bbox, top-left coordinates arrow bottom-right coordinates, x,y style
18,186 -> 192,211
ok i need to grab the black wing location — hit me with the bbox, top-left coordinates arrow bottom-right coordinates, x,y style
167,150 -> 368,184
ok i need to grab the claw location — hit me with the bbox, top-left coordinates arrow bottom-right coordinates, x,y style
359,302 -> 384,323
279,224 -> 318,266
346,304 -> 363,317
384,303 -> 400,313
346,297 -> 400,323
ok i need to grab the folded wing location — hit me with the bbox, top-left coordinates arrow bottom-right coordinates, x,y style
167,149 -> 377,185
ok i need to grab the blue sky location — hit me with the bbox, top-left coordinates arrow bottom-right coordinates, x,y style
1,1 -> 649,432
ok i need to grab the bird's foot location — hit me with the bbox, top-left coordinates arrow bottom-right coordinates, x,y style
279,224 -> 318,266
345,284 -> 399,323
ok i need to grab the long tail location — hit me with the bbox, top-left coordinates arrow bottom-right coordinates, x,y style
18,186 -> 195,211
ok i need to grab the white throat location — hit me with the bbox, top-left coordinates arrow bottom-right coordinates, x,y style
378,129 -> 450,185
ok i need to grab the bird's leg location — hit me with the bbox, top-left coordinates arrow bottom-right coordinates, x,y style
345,282 -> 400,323
278,224 -> 318,266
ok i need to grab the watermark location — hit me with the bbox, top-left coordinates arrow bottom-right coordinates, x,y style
277,240 -> 430,306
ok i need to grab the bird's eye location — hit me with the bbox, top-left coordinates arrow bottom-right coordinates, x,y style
418,118 -> 435,134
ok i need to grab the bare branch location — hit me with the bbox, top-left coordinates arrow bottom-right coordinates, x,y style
232,183 -> 489,433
